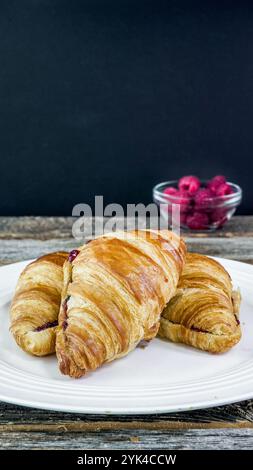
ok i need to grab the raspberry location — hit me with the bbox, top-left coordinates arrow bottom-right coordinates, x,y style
210,209 -> 228,227
211,175 -> 226,185
163,189 -> 191,214
194,188 -> 212,208
163,186 -> 178,196
186,212 -> 209,230
216,183 -> 233,197
178,175 -> 200,195
176,189 -> 192,212
208,175 -> 226,194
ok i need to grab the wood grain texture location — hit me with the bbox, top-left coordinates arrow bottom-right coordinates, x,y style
0,217 -> 253,266
0,429 -> 253,450
1,237 -> 252,265
1,400 -> 253,425
0,216 -> 252,450
0,216 -> 253,239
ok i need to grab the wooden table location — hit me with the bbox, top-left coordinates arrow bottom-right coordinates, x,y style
1,216 -> 253,450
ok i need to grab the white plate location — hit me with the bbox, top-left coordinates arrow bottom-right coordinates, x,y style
0,257 -> 253,414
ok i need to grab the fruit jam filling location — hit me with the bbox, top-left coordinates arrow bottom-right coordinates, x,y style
62,295 -> 70,330
234,315 -> 240,326
68,249 -> 80,263
35,320 -> 58,332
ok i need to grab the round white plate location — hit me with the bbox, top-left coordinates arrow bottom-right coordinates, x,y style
1,257 -> 253,414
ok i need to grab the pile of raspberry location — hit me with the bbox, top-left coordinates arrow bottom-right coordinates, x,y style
163,175 -> 234,230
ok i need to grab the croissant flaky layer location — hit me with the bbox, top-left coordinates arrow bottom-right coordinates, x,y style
10,251 -> 68,356
159,253 -> 241,353
56,230 -> 186,378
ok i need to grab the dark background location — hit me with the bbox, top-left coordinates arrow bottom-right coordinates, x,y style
0,0 -> 252,215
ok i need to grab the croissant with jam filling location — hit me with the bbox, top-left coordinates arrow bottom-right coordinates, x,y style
56,230 -> 186,378
159,253 -> 241,353
10,251 -> 68,356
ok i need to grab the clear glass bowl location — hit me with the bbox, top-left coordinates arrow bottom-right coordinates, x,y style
153,180 -> 242,231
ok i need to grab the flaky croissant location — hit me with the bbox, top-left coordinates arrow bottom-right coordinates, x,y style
56,230 -> 186,378
10,251 -> 68,356
159,253 -> 241,353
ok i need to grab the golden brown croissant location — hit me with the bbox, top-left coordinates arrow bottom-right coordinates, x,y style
56,230 -> 186,378
159,253 -> 241,353
10,251 -> 68,356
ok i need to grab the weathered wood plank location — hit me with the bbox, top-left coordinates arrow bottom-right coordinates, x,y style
1,420 -> 253,432
0,239 -> 77,265
1,216 -> 253,264
185,236 -> 253,260
0,429 -> 253,450
1,401 -> 253,427
0,236 -> 253,265
0,217 -> 74,240
0,216 -> 253,240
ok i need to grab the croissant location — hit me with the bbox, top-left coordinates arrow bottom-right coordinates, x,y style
159,253 -> 241,353
10,251 -> 68,356
56,230 -> 186,378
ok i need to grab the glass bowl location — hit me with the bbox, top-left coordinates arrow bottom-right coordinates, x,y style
153,180 -> 242,231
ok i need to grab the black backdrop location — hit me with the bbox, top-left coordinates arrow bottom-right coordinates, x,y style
1,0 -> 252,215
